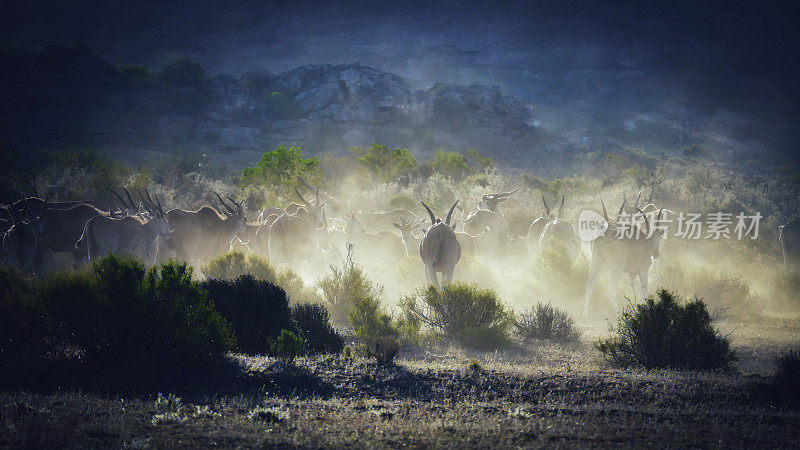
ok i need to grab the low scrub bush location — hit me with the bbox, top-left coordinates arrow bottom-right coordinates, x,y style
268,329 -> 304,365
400,283 -> 513,349
201,251 -> 277,282
318,245 -> 383,323
290,303 -> 344,355
595,289 -> 736,370
365,336 -> 401,366
202,275 -> 292,354
516,302 -> 581,342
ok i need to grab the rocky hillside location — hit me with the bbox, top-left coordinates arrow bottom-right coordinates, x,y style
0,44 -> 541,167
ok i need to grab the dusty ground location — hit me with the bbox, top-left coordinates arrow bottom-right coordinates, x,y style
1,318 -> 798,448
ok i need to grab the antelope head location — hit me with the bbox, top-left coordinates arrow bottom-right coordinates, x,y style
214,192 -> 247,236
421,200 -> 459,229
479,188 -> 518,212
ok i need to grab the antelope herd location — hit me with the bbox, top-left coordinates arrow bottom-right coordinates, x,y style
1,173 -> 795,319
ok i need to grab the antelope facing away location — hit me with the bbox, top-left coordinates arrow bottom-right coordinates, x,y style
419,201 -> 461,288
584,200 -> 665,318
538,195 -> 580,261
76,191 -> 170,263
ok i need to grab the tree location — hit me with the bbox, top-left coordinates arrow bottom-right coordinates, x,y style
351,144 -> 416,181
241,145 -> 322,203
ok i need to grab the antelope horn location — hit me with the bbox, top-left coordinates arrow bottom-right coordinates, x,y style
298,176 -> 316,191
420,201 -> 436,225
634,188 -> 643,208
295,188 -> 311,207
106,187 -> 130,209
617,197 -> 626,221
557,195 -> 565,219
122,186 -> 136,210
138,190 -> 153,213
542,194 -> 550,216
499,187 -> 519,197
445,200 -> 459,225
647,188 -> 654,204
637,208 -> 649,235
0,174 -> 14,187
226,196 -> 241,213
214,192 -> 235,215
155,194 -> 165,216
601,199 -> 610,222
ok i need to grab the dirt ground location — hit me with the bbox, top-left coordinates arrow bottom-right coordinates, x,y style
1,318 -> 798,448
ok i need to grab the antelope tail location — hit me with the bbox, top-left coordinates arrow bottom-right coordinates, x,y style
428,228 -> 445,267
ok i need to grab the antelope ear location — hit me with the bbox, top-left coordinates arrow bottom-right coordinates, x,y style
391,222 -> 401,229
422,227 -> 428,234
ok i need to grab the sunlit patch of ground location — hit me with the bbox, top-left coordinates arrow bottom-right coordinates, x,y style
1,318 -> 798,448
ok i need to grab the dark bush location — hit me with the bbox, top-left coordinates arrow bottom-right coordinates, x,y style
365,336 -> 400,366
595,289 -> 736,370
0,265 -> 49,362
141,261 -> 234,366
400,283 -> 513,349
290,303 -> 344,355
760,349 -> 800,407
39,255 -> 234,367
202,275 -> 292,355
516,301 -> 581,342
268,329 -> 304,365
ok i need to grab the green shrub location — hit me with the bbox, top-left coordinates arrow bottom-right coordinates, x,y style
318,246 -> 383,323
350,144 -> 416,181
240,145 -> 321,201
39,256 -> 234,367
140,261 -> 235,366
202,275 -> 292,355
201,251 -> 277,282
290,303 -> 344,355
595,289 -> 736,370
268,329 -> 304,365
365,336 -> 400,366
0,265 -> 49,362
516,302 -> 581,342
400,283 -> 513,349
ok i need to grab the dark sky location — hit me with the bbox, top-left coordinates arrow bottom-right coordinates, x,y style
3,0 -> 799,100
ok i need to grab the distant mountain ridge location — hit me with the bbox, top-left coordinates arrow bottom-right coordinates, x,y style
0,44 -> 541,166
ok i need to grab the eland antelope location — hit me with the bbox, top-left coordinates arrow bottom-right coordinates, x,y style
419,201 -> 461,288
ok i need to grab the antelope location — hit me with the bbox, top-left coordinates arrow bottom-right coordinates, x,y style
76,192 -> 170,263
344,213 -> 405,258
352,209 -> 419,234
35,202 -> 110,270
268,189 -> 327,267
538,195 -> 580,261
165,193 -> 247,263
527,194 -> 556,264
462,189 -> 517,261
583,199 -> 665,318
3,199 -> 46,272
392,217 -> 424,256
419,201 -> 461,288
